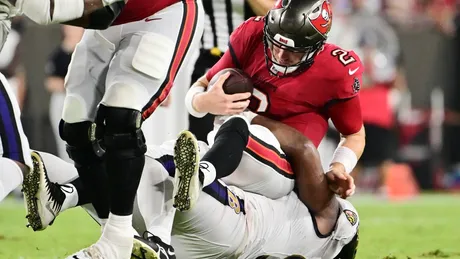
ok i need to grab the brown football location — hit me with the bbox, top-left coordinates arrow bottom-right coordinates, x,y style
209,68 -> 254,95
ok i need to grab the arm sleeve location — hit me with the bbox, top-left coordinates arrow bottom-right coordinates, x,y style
328,95 -> 363,136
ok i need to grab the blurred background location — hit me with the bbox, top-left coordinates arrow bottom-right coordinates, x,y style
1,0 -> 460,258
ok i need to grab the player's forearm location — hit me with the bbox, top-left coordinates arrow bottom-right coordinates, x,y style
186,76 -> 209,117
252,115 -> 335,213
16,0 -> 124,29
63,0 -> 126,29
330,126 -> 365,173
246,0 -> 276,16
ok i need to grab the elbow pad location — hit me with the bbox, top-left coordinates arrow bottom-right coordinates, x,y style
86,1 -> 124,30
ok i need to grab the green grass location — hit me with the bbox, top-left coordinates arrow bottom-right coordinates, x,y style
0,193 -> 459,259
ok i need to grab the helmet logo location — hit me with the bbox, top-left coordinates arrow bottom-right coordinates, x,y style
308,0 -> 332,36
279,37 -> 288,44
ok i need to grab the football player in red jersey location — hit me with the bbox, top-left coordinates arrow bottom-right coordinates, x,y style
176,0 -> 364,212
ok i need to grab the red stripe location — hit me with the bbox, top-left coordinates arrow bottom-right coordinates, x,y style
246,136 -> 294,175
142,1 -> 198,120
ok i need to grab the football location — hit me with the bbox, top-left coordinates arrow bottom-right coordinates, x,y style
209,68 -> 254,95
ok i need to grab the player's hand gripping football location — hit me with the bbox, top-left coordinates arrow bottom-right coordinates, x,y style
195,72 -> 251,115
326,163 -> 356,199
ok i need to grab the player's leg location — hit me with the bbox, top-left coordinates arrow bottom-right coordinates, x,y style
59,28 -> 117,225
173,115 -> 249,211
219,124 -> 295,199
24,151 -> 92,230
0,73 -> 32,202
132,156 -> 177,258
86,1 -> 204,258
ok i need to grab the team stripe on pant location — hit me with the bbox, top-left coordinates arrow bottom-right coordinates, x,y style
245,134 -> 294,179
141,0 -> 199,120
0,78 -> 26,164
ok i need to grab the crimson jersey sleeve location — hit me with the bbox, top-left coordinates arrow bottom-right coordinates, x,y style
322,46 -> 364,135
328,95 -> 363,136
206,17 -> 261,82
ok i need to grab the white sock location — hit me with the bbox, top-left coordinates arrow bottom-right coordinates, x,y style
96,213 -> 133,258
0,157 -> 23,202
199,161 -> 216,187
60,183 -> 79,211
105,213 -> 133,238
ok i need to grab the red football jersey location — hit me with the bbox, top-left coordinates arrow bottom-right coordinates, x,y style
206,17 -> 364,147
112,0 -> 180,25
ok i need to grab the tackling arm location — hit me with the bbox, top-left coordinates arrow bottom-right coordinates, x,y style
252,115 -> 340,235
12,0 -> 125,29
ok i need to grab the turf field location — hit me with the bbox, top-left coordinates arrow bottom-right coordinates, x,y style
0,193 -> 459,259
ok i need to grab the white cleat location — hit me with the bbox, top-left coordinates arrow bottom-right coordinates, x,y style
172,130 -> 201,212
23,151 -> 69,231
65,245 -> 105,259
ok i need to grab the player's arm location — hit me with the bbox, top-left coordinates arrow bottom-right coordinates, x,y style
252,114 -> 340,235
11,0 -> 125,29
246,0 -> 276,16
328,95 -> 365,177
185,19 -> 253,118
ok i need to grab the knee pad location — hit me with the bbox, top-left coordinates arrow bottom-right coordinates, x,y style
59,120 -> 105,166
97,105 -> 146,159
215,116 -> 250,144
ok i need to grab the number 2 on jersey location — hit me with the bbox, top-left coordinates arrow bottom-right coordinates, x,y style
251,88 -> 269,113
331,49 -> 357,66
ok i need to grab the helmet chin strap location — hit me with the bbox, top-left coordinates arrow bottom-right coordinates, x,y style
270,50 -> 313,75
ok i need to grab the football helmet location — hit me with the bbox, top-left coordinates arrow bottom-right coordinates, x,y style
263,0 -> 333,76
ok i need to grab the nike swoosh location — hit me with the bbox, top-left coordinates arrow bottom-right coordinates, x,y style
349,67 -> 359,75
45,203 -> 56,217
145,17 -> 162,22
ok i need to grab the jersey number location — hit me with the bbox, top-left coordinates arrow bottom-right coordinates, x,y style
331,49 -> 357,66
251,88 -> 269,113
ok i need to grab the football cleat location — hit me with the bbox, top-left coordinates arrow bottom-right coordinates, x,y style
23,151 -> 69,231
132,232 -> 175,259
65,245 -> 105,259
172,130 -> 201,212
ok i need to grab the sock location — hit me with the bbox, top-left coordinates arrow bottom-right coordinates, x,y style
107,154 -> 145,216
70,178 -> 91,206
199,117 -> 249,182
0,157 -> 23,202
76,161 -> 110,219
103,213 -> 133,241
198,161 -> 216,187
95,214 -> 133,259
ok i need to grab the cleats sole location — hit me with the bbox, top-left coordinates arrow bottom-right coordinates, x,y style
22,151 -> 44,231
172,130 -> 200,212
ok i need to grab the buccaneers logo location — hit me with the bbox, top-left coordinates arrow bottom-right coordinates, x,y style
308,0 -> 333,36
